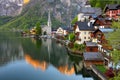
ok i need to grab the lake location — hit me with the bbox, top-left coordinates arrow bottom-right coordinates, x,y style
0,32 -> 96,80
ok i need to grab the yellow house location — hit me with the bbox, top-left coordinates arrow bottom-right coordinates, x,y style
30,27 -> 36,35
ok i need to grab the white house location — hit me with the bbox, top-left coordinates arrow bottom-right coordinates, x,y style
78,7 -> 101,21
56,27 -> 68,36
74,21 -> 95,44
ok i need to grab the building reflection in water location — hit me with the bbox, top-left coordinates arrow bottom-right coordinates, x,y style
23,38 -> 86,76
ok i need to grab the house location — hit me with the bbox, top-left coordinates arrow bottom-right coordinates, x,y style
73,21 -> 95,44
93,18 -> 112,29
91,29 -> 106,44
83,52 -> 104,68
85,41 -> 98,52
30,27 -> 36,35
104,4 -> 120,20
56,27 -> 68,36
78,7 -> 101,21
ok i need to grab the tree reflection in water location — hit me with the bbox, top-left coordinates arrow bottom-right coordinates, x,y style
23,38 -> 76,75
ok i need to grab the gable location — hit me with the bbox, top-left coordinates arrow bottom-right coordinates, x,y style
75,25 -> 80,32
56,27 -> 64,33
104,4 -> 120,12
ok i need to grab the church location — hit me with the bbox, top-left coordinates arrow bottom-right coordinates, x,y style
41,10 -> 52,35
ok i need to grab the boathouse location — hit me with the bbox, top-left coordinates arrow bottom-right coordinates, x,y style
85,41 -> 98,52
83,52 -> 104,68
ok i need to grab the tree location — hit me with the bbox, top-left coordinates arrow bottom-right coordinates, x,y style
89,0 -> 120,9
35,22 -> 42,35
71,16 -> 78,25
68,33 -> 75,42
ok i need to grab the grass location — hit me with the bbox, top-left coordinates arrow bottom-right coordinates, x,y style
96,65 -> 107,73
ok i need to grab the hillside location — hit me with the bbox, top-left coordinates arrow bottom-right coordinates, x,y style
90,0 -> 120,9
0,0 -> 88,30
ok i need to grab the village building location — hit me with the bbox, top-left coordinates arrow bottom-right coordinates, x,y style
30,27 -> 36,35
41,10 -> 52,35
93,18 -> 112,29
91,29 -> 106,44
104,4 -> 120,20
56,27 -> 68,36
78,6 -> 101,21
83,52 -> 104,68
85,41 -> 98,52
73,21 -> 95,44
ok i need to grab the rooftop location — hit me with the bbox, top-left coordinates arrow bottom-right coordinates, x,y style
104,4 -> 120,12
83,52 -> 104,61
106,4 -> 120,10
85,41 -> 98,47
77,21 -> 94,31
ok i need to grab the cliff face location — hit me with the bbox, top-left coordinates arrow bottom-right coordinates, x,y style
27,0 -> 88,26
0,0 -> 88,18
0,0 -> 24,16
0,0 -> 88,29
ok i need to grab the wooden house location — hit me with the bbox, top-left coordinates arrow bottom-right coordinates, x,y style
83,52 -> 104,68
91,29 -> 106,44
104,4 -> 120,20
85,41 -> 98,52
93,18 -> 112,29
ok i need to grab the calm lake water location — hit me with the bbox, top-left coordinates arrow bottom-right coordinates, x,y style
0,32 -> 95,80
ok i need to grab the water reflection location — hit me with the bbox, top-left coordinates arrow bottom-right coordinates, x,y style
25,54 -> 48,71
0,32 -> 24,66
23,38 -> 75,75
0,32 -> 94,80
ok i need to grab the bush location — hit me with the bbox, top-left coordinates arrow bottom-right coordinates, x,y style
73,43 -> 85,51
105,68 -> 114,78
68,33 -> 75,42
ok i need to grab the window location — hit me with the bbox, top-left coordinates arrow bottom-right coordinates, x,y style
84,32 -> 86,35
84,37 -> 86,39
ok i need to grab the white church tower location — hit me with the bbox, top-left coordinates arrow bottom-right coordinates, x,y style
41,9 -> 52,36
47,10 -> 52,35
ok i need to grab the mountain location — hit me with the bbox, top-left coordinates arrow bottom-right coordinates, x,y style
0,0 -> 23,16
0,0 -> 88,30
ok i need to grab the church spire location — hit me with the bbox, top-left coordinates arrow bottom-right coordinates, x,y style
47,10 -> 52,27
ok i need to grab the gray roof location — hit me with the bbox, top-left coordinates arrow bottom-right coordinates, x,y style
83,52 -> 104,61
85,41 -> 98,47
81,7 -> 95,13
106,4 -> 120,10
99,28 -> 114,33
80,7 -> 102,16
77,21 -> 94,31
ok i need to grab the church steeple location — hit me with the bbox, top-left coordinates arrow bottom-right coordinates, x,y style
46,9 -> 52,35
47,10 -> 52,27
